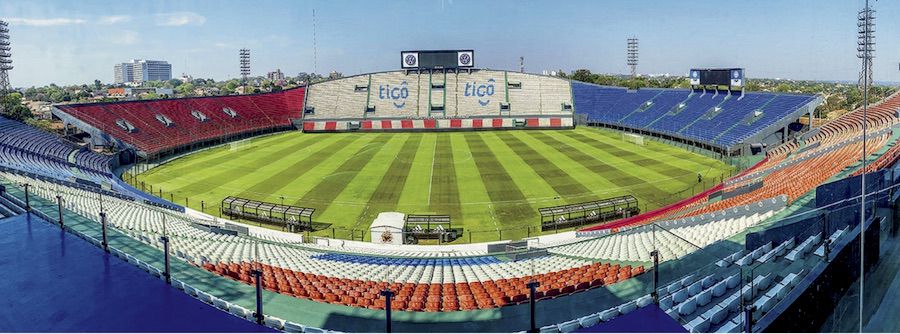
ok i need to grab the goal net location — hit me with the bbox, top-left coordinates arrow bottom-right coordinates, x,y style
621,133 -> 645,146
230,139 -> 250,152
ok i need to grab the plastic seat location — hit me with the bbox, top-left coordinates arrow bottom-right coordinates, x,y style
556,319 -> 580,333
712,281 -> 727,298
659,295 -> 674,310
672,289 -> 688,304
687,281 -> 703,296
617,301 -> 637,315
598,308 -> 618,322
539,325 -> 559,333
686,315 -> 710,333
725,274 -> 740,289
677,297 -> 697,316
636,294 -> 653,308
578,313 -> 600,328
696,289 -> 712,307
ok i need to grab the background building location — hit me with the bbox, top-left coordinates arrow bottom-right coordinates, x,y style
114,63 -> 134,84
114,59 -> 172,84
267,69 -> 284,82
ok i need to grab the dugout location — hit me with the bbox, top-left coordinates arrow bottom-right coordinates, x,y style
404,214 -> 456,243
221,196 -> 315,232
539,195 -> 639,231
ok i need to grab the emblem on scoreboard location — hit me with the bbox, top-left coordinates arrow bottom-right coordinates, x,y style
464,78 -> 496,106
457,51 -> 474,68
689,70 -> 701,85
730,69 -> 744,87
401,52 -> 419,68
459,53 -> 471,65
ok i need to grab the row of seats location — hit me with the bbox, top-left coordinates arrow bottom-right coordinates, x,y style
538,294 -> 655,332
550,209 -> 776,262
852,135 -> 900,176
55,88 -> 306,155
0,116 -> 113,180
204,261 -> 643,312
310,252 -> 502,267
768,90 -> 900,159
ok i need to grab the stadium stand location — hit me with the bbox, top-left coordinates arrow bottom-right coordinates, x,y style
505,72 -> 572,116
572,82 -> 819,151
304,75 -> 369,120
367,71 -> 422,118
0,116 -> 115,186
53,87 -> 306,156
579,89 -> 899,235
550,200 -> 783,262
302,70 -> 574,132
3,170 -> 645,314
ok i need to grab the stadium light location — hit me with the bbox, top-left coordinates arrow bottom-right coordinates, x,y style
0,20 -> 12,92
240,48 -> 251,92
626,37 -> 639,77
857,2 -> 874,331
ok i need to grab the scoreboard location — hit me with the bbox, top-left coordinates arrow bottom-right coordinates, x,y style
401,50 -> 475,70
689,68 -> 745,88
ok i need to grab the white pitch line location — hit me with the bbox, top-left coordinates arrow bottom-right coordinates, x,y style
427,135 -> 437,205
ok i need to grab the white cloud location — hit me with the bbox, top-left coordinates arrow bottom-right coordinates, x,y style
5,17 -> 86,26
155,12 -> 206,26
112,30 -> 139,45
98,15 -> 131,25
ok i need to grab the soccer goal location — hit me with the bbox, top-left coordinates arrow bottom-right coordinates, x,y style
230,139 -> 250,152
621,133 -> 645,146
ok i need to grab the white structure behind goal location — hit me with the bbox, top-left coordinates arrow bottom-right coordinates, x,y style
230,139 -> 250,152
621,133 -> 645,145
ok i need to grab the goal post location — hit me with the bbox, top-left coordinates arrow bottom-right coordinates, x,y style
621,133 -> 645,146
230,139 -> 250,152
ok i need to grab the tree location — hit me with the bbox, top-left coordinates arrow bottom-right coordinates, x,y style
167,79 -> 182,88
176,83 -> 195,96
94,80 -> 102,90
224,80 -> 239,93
0,93 -> 33,121
571,69 -> 594,83
141,92 -> 160,100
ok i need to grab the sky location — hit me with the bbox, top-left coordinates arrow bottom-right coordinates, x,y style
1,0 -> 899,87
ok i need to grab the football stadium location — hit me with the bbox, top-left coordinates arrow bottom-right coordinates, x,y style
1,1 -> 899,333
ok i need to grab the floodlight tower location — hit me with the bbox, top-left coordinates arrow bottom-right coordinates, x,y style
857,6 -> 875,89
856,1 -> 875,333
0,20 -> 12,93
239,48 -> 251,92
627,37 -> 639,77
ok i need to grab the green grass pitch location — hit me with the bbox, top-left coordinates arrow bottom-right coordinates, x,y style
133,127 -> 734,243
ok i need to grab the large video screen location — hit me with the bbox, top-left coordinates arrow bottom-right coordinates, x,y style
699,69 -> 732,86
